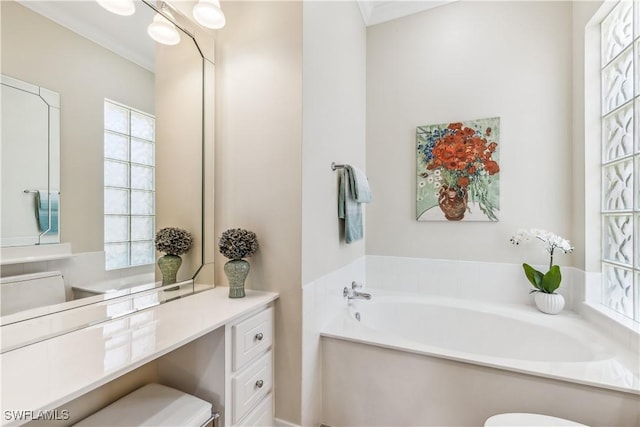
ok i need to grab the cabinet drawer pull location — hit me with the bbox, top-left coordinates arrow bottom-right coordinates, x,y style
255,380 -> 264,388
255,332 -> 264,341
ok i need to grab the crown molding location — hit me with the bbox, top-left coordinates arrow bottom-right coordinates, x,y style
357,0 -> 457,26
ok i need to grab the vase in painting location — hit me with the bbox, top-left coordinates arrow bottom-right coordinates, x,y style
438,186 -> 468,221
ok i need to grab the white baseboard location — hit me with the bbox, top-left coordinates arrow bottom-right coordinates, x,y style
274,418 -> 301,427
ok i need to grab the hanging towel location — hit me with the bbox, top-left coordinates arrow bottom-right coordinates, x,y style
346,165 -> 372,203
35,190 -> 59,233
338,165 -> 372,243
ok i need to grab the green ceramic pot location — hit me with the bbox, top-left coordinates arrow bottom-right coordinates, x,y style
158,254 -> 182,289
224,259 -> 249,298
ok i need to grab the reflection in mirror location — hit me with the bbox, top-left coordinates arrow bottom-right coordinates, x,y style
0,0 -> 211,334
1,75 -> 61,246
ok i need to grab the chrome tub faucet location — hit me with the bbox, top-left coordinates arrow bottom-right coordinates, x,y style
343,281 -> 371,300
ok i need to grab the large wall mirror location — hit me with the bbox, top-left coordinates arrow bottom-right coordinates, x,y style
0,0 -> 214,345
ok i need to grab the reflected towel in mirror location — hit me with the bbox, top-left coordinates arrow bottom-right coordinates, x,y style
35,190 -> 59,233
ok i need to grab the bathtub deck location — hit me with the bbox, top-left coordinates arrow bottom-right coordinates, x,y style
320,292 -> 640,395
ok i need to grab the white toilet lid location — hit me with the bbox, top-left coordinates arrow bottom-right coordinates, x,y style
485,413 -> 588,427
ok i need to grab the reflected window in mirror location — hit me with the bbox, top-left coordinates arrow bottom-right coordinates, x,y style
104,99 -> 156,270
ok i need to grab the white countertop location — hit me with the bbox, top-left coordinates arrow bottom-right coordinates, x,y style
1,282 -> 213,352
0,287 -> 278,426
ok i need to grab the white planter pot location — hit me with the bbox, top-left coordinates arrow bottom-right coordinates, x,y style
534,292 -> 565,315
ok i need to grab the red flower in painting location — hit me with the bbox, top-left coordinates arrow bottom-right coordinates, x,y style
457,176 -> 470,187
484,160 -> 500,175
425,123 -> 500,187
446,160 -> 458,170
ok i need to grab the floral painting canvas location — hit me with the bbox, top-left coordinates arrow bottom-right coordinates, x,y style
416,117 -> 500,221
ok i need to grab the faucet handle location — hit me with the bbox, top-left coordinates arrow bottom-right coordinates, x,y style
351,281 -> 363,290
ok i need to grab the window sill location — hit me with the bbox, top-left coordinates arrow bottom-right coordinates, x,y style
579,301 -> 639,353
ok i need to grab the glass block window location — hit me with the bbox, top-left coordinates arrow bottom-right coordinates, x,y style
104,100 -> 155,270
601,1 -> 640,321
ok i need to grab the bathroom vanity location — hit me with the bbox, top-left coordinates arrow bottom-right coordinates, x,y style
0,287 -> 278,427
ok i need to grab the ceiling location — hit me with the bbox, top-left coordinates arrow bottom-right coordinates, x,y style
18,0 -> 157,71
18,0 -> 455,73
357,0 -> 456,26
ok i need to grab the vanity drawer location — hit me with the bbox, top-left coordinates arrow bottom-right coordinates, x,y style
232,351 -> 272,424
236,392 -> 273,427
232,307 -> 273,371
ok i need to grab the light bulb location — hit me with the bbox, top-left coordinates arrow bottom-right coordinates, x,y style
96,0 -> 135,16
147,12 -> 181,45
193,0 -> 226,29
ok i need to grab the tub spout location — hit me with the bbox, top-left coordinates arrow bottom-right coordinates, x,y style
343,281 -> 372,300
355,291 -> 372,300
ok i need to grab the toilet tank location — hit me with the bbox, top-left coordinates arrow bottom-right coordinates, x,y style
0,271 -> 66,316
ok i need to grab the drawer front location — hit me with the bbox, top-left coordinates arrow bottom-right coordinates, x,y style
235,393 -> 273,427
232,307 -> 273,371
232,352 -> 273,423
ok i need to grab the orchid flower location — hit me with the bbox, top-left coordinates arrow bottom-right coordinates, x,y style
510,229 -> 574,294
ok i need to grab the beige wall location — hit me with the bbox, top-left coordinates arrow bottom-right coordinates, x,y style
301,1 -> 367,285
215,2 -> 365,424
214,1 -> 303,424
365,1 -> 574,268
573,0 -> 605,272
301,3 -> 366,425
155,39 -> 205,283
1,1 -> 154,254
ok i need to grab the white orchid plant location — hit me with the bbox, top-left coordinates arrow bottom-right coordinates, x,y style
510,229 -> 574,294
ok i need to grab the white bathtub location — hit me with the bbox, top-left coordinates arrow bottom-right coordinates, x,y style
321,291 -> 640,394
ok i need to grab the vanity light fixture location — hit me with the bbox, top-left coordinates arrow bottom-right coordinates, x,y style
192,0 -> 226,29
147,5 -> 181,46
96,0 -> 135,16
